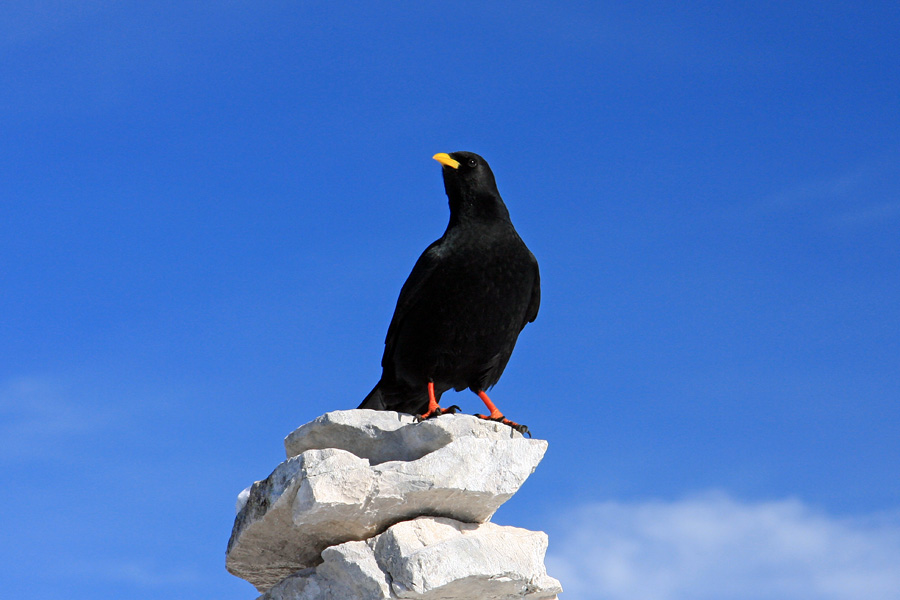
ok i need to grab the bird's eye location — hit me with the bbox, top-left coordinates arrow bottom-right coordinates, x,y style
467,158 -> 478,167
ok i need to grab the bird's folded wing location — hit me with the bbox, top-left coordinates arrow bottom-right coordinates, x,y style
382,240 -> 445,367
524,254 -> 541,326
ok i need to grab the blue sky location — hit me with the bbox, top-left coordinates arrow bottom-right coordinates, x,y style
2,2 -> 899,598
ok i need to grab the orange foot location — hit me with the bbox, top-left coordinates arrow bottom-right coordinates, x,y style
416,382 -> 460,421
474,390 -> 530,436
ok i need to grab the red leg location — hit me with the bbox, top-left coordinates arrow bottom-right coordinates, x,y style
476,390 -> 504,420
474,390 -> 529,435
416,382 -> 459,421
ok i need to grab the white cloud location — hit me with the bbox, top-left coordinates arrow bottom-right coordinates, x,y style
62,557 -> 203,587
748,156 -> 900,231
0,2 -> 106,46
829,200 -> 900,230
0,376 -> 111,460
546,492 -> 900,600
760,166 -> 871,212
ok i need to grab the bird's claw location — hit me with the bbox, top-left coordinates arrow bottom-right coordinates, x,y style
475,413 -> 530,437
416,405 -> 460,421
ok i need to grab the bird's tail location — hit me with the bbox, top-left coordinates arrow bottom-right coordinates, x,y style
358,381 -> 386,410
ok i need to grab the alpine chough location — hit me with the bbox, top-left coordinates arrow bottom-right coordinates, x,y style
358,151 -> 540,434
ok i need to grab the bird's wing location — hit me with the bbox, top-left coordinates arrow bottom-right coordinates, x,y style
524,253 -> 541,326
382,239 -> 445,368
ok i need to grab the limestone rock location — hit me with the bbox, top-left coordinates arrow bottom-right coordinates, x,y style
284,409 -> 527,463
236,485 -> 252,514
227,412 -> 547,591
258,541 -> 392,600
259,517 -> 562,600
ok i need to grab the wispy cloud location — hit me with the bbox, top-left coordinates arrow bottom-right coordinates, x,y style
0,2 -> 106,47
827,200 -> 900,230
0,376 -> 112,460
546,492 -> 900,600
61,557 -> 204,587
757,166 -> 871,212
748,156 -> 900,231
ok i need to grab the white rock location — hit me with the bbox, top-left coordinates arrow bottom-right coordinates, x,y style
259,541 -> 393,600
227,434 -> 547,591
227,457 -> 310,590
236,485 -> 252,514
284,410 -> 527,464
258,517 -> 562,600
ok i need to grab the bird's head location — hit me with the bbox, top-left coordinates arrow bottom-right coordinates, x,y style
432,151 -> 509,223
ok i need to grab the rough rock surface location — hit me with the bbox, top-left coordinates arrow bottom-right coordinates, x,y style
284,409 -> 527,463
227,411 -> 547,591
258,517 -> 561,600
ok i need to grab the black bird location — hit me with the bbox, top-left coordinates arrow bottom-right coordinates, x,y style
358,151 -> 540,433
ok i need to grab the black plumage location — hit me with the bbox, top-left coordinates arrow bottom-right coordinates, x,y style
357,151 -> 540,433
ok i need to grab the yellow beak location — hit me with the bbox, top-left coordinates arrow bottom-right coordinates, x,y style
432,153 -> 460,169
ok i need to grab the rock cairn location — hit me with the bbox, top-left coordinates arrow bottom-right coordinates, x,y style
226,409 -> 562,599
